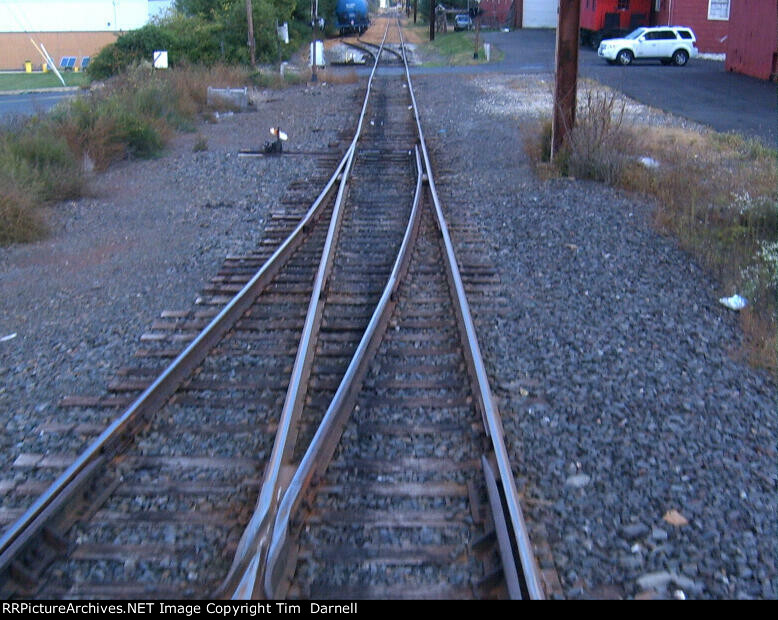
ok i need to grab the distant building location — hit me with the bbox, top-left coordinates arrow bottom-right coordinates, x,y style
0,0 -> 175,71
653,0 -> 776,79
521,0 -> 559,27
653,0 -> 729,54
479,0 -> 558,30
725,0 -> 777,80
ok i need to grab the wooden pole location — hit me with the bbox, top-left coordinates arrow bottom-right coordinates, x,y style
551,0 -> 581,160
245,0 -> 256,66
430,1 -> 435,41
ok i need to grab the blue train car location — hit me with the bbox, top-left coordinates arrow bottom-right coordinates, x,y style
336,0 -> 370,35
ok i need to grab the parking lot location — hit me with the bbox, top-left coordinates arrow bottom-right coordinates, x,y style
481,28 -> 777,146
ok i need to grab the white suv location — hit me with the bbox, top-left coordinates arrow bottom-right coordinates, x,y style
598,26 -> 698,66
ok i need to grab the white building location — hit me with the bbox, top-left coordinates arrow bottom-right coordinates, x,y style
522,0 -> 559,28
0,1 -> 175,69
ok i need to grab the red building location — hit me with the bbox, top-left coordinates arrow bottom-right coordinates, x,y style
725,0 -> 778,80
479,0 -> 515,29
580,0 -> 653,47
653,0 -> 730,54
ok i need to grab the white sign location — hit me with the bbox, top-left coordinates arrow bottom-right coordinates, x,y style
277,22 -> 289,44
153,50 -> 168,69
309,41 -> 325,67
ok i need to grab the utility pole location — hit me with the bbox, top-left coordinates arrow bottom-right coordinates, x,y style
551,0 -> 581,160
429,1 -> 435,41
245,0 -> 256,66
414,0 -> 417,24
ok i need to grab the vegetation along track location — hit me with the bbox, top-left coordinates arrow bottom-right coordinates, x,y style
0,18 -> 544,600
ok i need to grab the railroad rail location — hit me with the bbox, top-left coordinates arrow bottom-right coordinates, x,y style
0,16 -> 544,600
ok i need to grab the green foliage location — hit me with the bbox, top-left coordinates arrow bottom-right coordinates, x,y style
89,24 -> 174,79
164,13 -> 225,65
175,0 -> 231,18
91,1 -> 309,79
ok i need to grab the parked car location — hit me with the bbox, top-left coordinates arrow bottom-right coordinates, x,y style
598,26 -> 698,66
454,14 -> 472,31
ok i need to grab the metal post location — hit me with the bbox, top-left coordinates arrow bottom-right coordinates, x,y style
276,19 -> 281,67
474,13 -> 481,59
551,0 -> 581,160
311,0 -> 318,82
245,0 -> 256,66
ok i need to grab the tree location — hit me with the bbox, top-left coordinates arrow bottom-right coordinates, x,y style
90,0 -> 313,77
174,0 -> 233,19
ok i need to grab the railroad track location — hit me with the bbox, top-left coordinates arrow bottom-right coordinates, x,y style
0,17 -> 545,600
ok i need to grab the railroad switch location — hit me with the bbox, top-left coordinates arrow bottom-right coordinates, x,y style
264,127 -> 288,154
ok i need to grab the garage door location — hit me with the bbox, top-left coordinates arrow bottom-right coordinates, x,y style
523,0 -> 559,28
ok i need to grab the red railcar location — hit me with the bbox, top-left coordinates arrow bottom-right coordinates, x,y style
580,0 -> 653,48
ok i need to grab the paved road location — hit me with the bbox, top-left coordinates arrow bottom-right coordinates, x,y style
480,28 -> 777,146
0,90 -> 74,120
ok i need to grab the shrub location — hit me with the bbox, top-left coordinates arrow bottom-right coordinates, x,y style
89,24 -> 174,79
0,121 -> 84,202
193,134 -> 208,152
52,67 -> 180,169
0,182 -> 47,246
561,89 -> 635,185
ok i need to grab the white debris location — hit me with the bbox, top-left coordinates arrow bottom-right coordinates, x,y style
565,473 -> 591,488
719,294 -> 747,310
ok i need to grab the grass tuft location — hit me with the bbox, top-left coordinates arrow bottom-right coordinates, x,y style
193,134 -> 208,152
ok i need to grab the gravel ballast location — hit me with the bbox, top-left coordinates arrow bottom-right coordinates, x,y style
0,68 -> 775,600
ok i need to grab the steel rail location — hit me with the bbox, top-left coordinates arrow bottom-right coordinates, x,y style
221,24 -> 393,600
263,144 -> 425,600
0,104 -> 353,577
354,38 -> 404,62
260,16 -> 546,600
399,26 -> 546,601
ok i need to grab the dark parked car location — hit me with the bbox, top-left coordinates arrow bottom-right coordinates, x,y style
454,14 -> 472,31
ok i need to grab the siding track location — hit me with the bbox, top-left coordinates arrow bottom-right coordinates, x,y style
0,14 -> 544,600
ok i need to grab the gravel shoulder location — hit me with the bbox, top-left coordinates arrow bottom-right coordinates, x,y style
0,69 -> 776,600
415,72 -> 777,600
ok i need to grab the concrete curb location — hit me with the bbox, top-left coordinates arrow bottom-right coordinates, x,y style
0,86 -> 81,96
